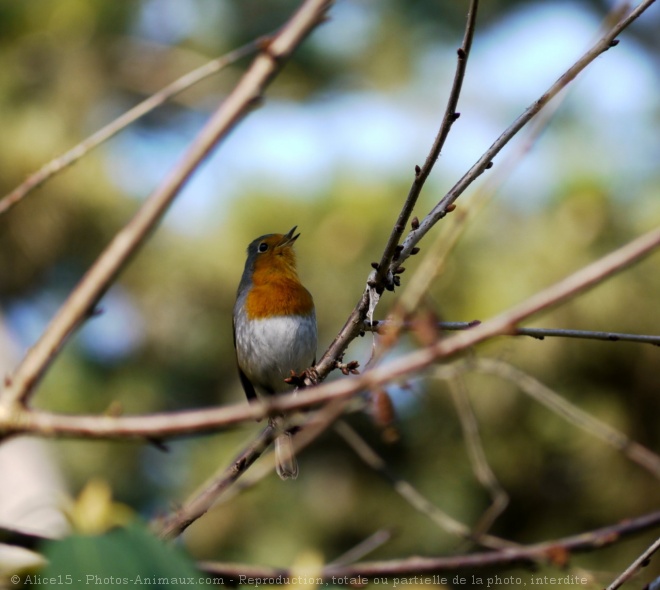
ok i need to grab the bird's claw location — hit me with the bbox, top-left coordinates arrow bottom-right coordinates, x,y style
284,367 -> 319,388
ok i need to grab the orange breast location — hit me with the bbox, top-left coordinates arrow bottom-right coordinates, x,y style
245,279 -> 314,319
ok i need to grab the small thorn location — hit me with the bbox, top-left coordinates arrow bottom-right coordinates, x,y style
411,216 -> 419,230
609,39 -> 620,48
411,247 -> 420,255
371,262 -> 380,270
452,112 -> 461,121
414,164 -> 422,177
485,161 -> 494,169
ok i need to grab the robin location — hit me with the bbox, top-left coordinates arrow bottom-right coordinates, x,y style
233,226 -> 317,479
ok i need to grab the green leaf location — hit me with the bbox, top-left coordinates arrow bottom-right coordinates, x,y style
34,523 -> 211,590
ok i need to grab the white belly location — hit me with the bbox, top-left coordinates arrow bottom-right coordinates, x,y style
235,314 -> 317,394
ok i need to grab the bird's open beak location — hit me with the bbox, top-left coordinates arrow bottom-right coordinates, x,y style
278,226 -> 300,247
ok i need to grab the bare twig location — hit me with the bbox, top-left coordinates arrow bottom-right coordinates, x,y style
0,0 -> 334,409
313,0 -> 480,381
397,0 -> 656,266
446,376 -> 509,538
0,41 -> 260,216
156,425 -> 277,540
198,510 -> 660,579
389,70 -> 568,325
334,420 -> 516,551
155,399 -> 350,540
606,535 -> 660,590
313,0 -> 656,383
329,529 -> 394,567
366,320 -> 660,346
374,0 -> 479,283
471,358 -> 660,479
513,326 -> 660,345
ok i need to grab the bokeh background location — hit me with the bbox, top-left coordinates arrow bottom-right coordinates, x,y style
1,1 -> 659,588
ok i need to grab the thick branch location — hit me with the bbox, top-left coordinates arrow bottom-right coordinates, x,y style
3,225 -> 660,441
0,0 -> 333,409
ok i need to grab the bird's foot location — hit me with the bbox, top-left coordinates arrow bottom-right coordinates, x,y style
284,366 -> 319,389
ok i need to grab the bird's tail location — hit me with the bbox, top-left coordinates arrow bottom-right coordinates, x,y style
275,431 -> 299,480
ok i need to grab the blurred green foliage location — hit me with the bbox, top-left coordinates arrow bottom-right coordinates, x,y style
0,1 -> 659,589
39,523 -> 211,590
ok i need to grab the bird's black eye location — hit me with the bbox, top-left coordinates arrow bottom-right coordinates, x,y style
258,242 -> 268,253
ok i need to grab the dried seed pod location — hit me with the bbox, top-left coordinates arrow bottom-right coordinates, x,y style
369,387 -> 400,443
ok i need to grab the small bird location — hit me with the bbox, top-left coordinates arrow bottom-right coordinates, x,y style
233,226 -> 317,479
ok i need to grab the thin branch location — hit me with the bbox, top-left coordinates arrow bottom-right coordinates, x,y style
198,510 -> 660,579
329,529 -> 394,567
374,0 -> 479,283
313,0 -> 479,381
396,0 -> 656,265
447,376 -> 509,538
0,41 -> 260,216
389,60 -> 573,327
156,425 -> 277,540
155,399 -> 350,540
334,420 -> 516,551
471,358 -> 660,480
0,0 -> 333,409
514,326 -> 660,345
313,0 -> 655,383
606,535 -> 660,590
366,320 -> 660,346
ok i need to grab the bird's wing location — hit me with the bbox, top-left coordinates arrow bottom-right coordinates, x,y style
233,317 -> 257,402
